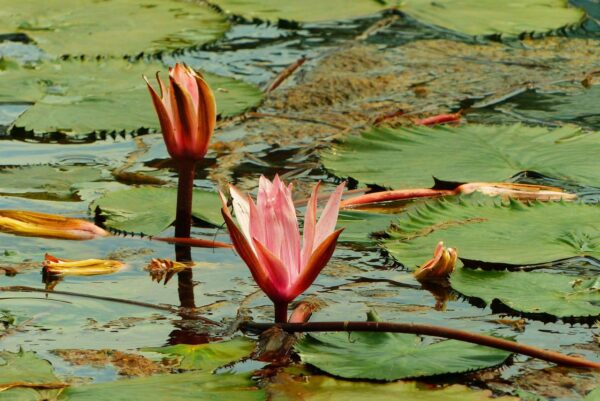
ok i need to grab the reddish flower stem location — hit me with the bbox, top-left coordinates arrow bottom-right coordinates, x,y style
152,236 -> 233,248
416,112 -> 462,126
174,159 -> 196,239
341,188 -> 454,208
241,321 -> 600,369
274,302 -> 289,324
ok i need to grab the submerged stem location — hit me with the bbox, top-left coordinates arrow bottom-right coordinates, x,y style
242,321 -> 600,369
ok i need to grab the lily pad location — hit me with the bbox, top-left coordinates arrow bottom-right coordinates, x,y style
144,337 -> 255,371
337,210 -> 397,246
213,0 -> 388,23
585,387 -> 600,401
0,0 -> 228,57
479,86 -> 600,130
91,186 -> 223,235
382,195 -> 600,269
0,350 -> 64,401
61,371 -> 264,401
0,165 -> 105,201
322,124 -> 600,189
451,268 -> 600,319
400,0 -> 584,37
294,311 -> 511,380
0,59 -> 263,137
268,373 -> 518,401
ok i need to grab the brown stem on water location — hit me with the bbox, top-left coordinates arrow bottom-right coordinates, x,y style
241,321 -> 600,369
274,302 -> 289,324
265,57 -> 307,93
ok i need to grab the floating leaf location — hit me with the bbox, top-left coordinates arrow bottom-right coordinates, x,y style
450,268 -> 600,319
0,0 -> 228,57
400,0 -> 584,37
0,350 -> 66,401
479,86 -> 600,130
294,311 -> 511,380
382,195 -> 600,269
268,373 -> 518,401
144,337 -> 255,371
322,124 -> 600,189
0,59 -> 263,137
61,371 -> 263,401
91,186 -> 223,235
585,387 -> 600,401
336,210 -> 396,245
213,0 -> 387,23
0,165 -> 105,201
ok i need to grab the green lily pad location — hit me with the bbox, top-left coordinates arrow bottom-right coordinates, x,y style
482,86 -> 600,130
0,59 -> 263,137
0,350 -> 64,401
144,337 -> 255,371
451,268 -> 600,319
400,0 -> 584,37
322,124 -> 600,189
585,387 -> 600,401
382,195 -> 600,269
294,311 -> 511,380
213,0 -> 388,23
61,371 -> 263,401
0,165 -> 105,201
337,210 -> 397,246
91,186 -> 223,235
268,374 -> 518,401
0,0 -> 228,57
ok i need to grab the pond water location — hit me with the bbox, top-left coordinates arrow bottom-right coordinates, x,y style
1,2 -> 600,400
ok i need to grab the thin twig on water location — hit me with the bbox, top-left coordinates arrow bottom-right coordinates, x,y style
0,286 -> 221,326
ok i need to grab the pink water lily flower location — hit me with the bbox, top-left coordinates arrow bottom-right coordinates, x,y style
221,176 -> 345,323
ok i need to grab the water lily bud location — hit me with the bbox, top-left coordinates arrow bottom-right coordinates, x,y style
414,241 -> 457,282
145,63 -> 216,161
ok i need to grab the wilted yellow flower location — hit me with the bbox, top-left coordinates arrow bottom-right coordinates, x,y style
414,242 -> 457,282
0,210 -> 108,240
43,254 -> 124,276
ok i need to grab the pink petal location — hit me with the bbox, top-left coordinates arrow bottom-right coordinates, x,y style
229,184 -> 252,244
248,197 -> 266,246
194,74 -> 216,153
271,175 -> 301,277
254,175 -> 301,275
144,76 -> 178,157
253,238 -> 291,302
291,228 -> 343,299
169,76 -> 200,158
220,204 -> 278,298
171,64 -> 199,110
301,182 -> 320,269
314,182 -> 345,247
